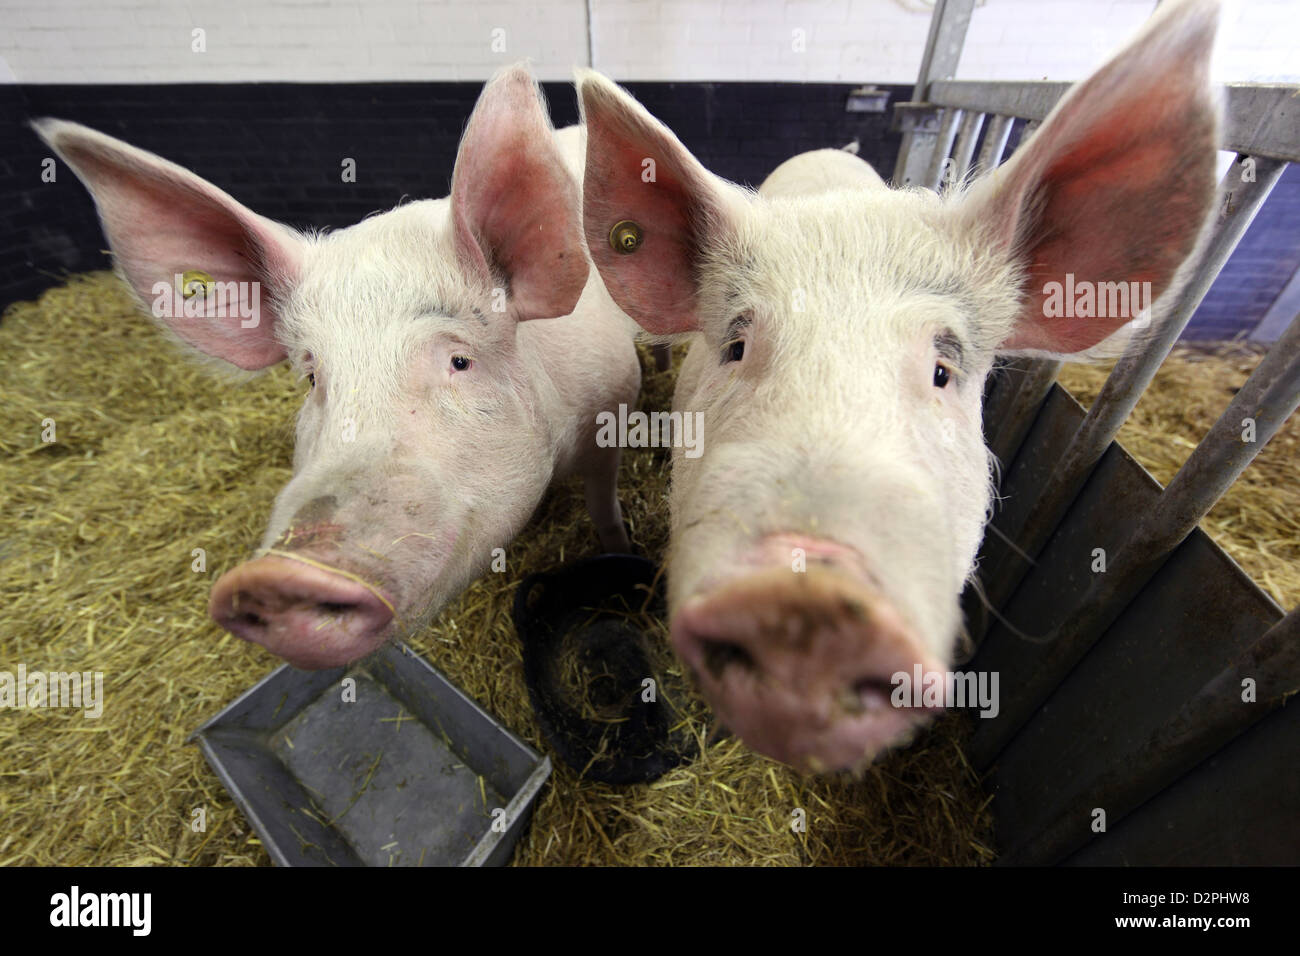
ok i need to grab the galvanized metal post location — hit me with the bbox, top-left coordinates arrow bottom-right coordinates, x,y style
974,309 -> 1300,765
978,155 -> 1287,619
926,82 -> 1300,164
925,107 -> 965,190
948,110 -> 986,185
973,112 -> 1013,174
891,0 -> 975,187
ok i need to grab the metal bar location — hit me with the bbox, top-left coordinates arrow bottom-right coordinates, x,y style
1001,604 -> 1300,865
948,110 -> 985,185
912,0 -> 976,92
925,107 -> 964,191
929,80 -> 1070,122
976,309 -> 1300,764
893,106 -> 942,189
980,155 -> 1287,617
981,358 -> 1030,439
928,81 -> 1300,162
892,0 -> 976,185
973,113 -> 1013,175
1224,83 -> 1300,163
584,0 -> 594,68
986,359 -> 1062,475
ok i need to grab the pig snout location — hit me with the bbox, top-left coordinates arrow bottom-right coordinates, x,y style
209,555 -> 395,670
670,537 -> 945,773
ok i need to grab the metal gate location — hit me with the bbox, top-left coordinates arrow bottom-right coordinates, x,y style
891,0 -> 1300,865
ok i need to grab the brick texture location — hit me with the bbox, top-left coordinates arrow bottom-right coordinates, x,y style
1,81 -> 1295,340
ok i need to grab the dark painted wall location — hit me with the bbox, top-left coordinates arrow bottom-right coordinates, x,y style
0,81 -> 905,310
1185,162 -> 1300,340
1,81 -> 1295,339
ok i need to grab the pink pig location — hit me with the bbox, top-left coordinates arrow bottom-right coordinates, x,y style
576,0 -> 1221,771
36,64 -> 641,670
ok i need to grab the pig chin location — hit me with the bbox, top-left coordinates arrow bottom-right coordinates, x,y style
669,534 -> 949,773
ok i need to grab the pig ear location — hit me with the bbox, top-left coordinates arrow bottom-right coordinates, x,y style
450,63 -> 589,322
577,70 -> 741,336
31,118 -> 302,370
960,0 -> 1221,355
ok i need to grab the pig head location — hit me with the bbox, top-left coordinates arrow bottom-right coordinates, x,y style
577,0 -> 1221,771
36,64 -> 641,669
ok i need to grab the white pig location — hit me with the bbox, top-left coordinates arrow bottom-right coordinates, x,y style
576,0 -> 1221,771
34,64 -> 641,670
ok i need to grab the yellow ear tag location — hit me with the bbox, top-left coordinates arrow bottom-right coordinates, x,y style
180,270 -> 214,299
608,220 -> 643,255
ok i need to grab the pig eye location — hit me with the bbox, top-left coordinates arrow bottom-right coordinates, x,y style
451,355 -> 472,373
720,315 -> 751,364
307,373 -> 316,389
933,363 -> 951,388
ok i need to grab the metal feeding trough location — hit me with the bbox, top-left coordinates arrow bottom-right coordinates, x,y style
192,642 -> 551,867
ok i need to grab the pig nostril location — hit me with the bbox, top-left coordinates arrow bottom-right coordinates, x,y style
700,638 -> 756,680
852,676 -> 896,712
316,601 -> 354,616
236,611 -> 266,629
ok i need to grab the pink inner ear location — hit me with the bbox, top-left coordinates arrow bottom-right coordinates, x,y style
578,76 -> 734,337
583,132 -> 704,336
1003,100 -> 1212,353
1006,152 -> 1180,352
455,147 -> 588,321
988,7 -> 1219,355
53,133 -> 297,370
109,177 -> 293,369
451,70 -> 589,322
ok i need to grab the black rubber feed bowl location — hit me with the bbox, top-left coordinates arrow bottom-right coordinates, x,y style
513,554 -> 697,784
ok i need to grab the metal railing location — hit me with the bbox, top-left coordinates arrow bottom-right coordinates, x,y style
889,0 -> 1300,864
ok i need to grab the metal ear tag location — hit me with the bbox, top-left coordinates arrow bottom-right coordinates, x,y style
609,220 -> 643,255
180,270 -> 214,299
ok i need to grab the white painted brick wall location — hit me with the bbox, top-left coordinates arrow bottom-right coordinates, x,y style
0,0 -> 591,82
0,0 -> 1295,84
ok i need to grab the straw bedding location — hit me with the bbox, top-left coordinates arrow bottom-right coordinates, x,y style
0,271 -> 1292,865
1058,348 -> 1299,612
